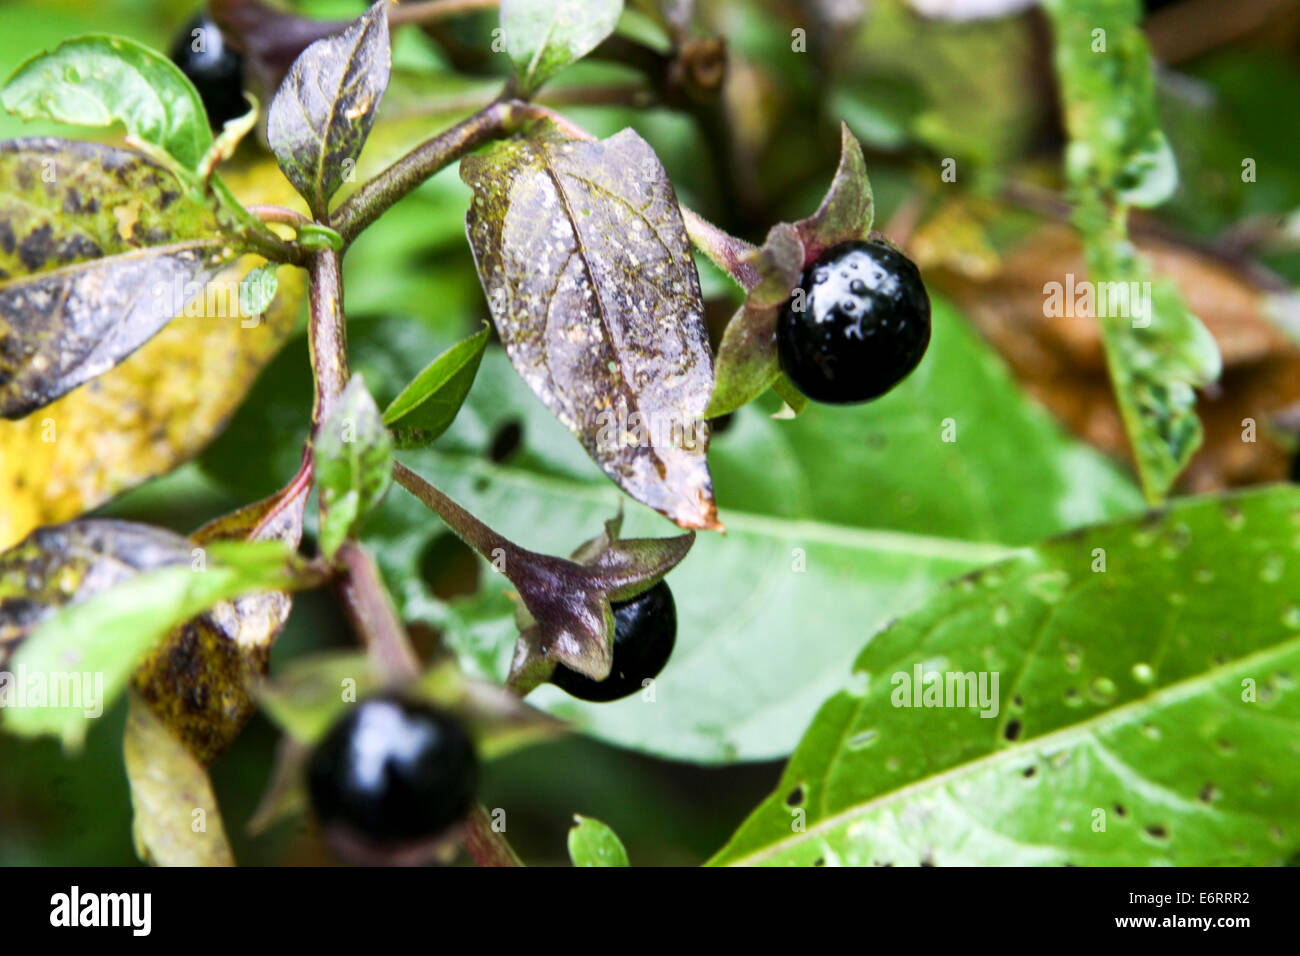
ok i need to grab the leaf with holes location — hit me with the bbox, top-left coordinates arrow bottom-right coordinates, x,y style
568,815 -> 629,866
461,125 -> 719,530
1042,0 -> 1220,504
0,139 -> 240,418
316,375 -> 393,560
501,0 -> 624,97
711,486 -> 1300,865
383,323 -> 490,449
267,0 -> 390,215
2,35 -> 213,171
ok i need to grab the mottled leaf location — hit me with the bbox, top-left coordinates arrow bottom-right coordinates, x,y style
0,520 -> 317,748
123,691 -> 234,867
383,323 -> 490,449
568,815 -> 628,866
462,126 -> 719,530
0,155 -> 306,550
1042,0 -> 1220,503
267,0 -> 391,215
712,487 -> 1300,865
1,35 -> 213,171
501,0 -> 624,96
704,126 -> 876,418
0,139 -> 237,418
317,375 -> 393,560
132,467 -> 310,762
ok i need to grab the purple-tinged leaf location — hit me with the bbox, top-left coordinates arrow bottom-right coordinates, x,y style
267,1 -> 391,216
461,125 -> 719,530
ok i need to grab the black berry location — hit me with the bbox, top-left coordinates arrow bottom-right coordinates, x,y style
169,14 -> 248,129
307,695 -> 477,848
551,581 -> 677,702
777,239 -> 931,404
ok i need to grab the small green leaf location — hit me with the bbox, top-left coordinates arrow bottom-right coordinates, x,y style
1,35 -> 213,171
501,0 -> 624,96
123,691 -> 235,867
317,375 -> 394,560
267,1 -> 391,215
712,487 -> 1300,865
239,263 -> 279,318
568,815 -> 629,866
383,323 -> 490,448
1,528 -> 315,749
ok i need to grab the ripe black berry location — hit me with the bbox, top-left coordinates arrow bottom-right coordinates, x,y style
551,581 -> 677,702
307,695 -> 478,848
777,239 -> 931,404
169,14 -> 248,129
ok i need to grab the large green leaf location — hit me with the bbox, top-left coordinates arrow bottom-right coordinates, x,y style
363,297 -> 1142,762
1,34 -> 213,171
712,486 -> 1300,865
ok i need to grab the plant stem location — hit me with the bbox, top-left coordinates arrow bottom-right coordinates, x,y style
389,0 -> 500,27
330,100 -> 517,244
461,803 -> 524,867
334,541 -> 422,684
248,204 -> 312,229
306,249 -> 349,425
392,461 -> 511,561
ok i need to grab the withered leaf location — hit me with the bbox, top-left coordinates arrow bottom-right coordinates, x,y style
0,139 -> 237,419
266,0 -> 391,216
123,691 -> 235,867
705,124 -> 874,417
461,125 -> 719,530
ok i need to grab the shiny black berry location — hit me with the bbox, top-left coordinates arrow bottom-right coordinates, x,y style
307,695 -> 477,848
777,239 -> 931,404
169,14 -> 248,129
551,581 -> 677,702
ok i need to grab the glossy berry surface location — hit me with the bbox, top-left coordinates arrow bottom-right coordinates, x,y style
307,695 -> 477,846
777,239 -> 931,404
551,581 -> 677,702
169,15 -> 248,129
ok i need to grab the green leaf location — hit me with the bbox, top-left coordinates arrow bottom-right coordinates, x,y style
362,298 -> 1143,762
1,34 -> 213,171
1042,0 -> 1220,503
383,323 -> 490,449
316,375 -> 394,560
239,262 -> 279,318
267,1 -> 391,215
501,0 -> 624,97
712,486 -> 1300,866
568,814 -> 629,866
0,524 -> 315,749
123,691 -> 234,866
0,138 -> 237,418
461,125 -> 719,530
